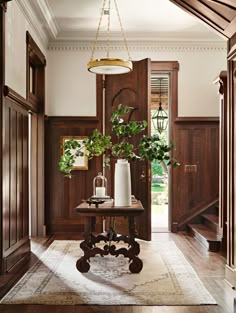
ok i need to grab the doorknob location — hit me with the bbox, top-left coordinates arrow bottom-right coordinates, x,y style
140,170 -> 146,182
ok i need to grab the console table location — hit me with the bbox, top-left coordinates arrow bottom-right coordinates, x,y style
75,201 -> 144,273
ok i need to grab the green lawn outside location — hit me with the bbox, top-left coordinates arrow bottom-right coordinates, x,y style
151,184 -> 165,192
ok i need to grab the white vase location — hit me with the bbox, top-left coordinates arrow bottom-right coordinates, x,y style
114,159 -> 132,206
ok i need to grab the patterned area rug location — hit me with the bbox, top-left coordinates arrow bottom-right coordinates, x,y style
0,240 -> 216,305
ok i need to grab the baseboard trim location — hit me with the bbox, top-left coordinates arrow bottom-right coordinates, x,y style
1,239 -> 31,274
225,264 -> 236,289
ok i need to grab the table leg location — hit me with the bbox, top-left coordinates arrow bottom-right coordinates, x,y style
76,216 -> 143,274
127,216 -> 143,273
76,216 -> 109,273
106,217 -> 143,273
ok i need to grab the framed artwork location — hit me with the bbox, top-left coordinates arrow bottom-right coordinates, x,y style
61,136 -> 88,170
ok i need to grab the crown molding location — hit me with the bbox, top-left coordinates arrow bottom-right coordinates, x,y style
34,0 -> 59,39
14,0 -> 227,53
16,0 -> 49,49
55,30 -> 225,43
48,40 -> 227,52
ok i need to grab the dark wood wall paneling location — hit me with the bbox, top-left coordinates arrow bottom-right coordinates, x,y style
1,94 -> 30,273
45,118 -> 103,234
172,119 -> 219,230
45,76 -> 103,235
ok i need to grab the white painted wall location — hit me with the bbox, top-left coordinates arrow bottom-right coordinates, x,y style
5,1 -> 47,99
46,51 -> 96,116
46,45 -> 226,117
4,0 -> 226,117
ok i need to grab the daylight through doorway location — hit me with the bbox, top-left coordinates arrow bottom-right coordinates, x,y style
151,74 -> 169,232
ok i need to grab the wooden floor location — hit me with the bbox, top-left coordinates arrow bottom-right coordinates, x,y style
0,232 -> 236,313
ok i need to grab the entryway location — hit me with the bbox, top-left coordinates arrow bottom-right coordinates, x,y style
151,71 -> 170,233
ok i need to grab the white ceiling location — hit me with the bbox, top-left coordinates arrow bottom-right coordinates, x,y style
27,0 -> 224,43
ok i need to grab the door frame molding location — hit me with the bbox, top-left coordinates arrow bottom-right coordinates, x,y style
0,3 -> 5,269
151,61 -> 179,232
26,31 -> 46,236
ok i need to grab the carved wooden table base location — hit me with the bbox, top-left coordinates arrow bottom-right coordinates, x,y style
75,202 -> 144,274
76,225 -> 143,273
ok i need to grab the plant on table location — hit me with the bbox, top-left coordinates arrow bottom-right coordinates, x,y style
59,104 -> 179,178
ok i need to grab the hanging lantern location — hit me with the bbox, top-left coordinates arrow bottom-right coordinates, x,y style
151,78 -> 168,133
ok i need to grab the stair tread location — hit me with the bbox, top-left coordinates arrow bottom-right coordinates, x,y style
202,213 -> 219,225
188,223 -> 220,242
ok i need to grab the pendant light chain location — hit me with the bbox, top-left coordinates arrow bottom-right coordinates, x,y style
114,0 -> 132,61
159,78 -> 162,108
106,0 -> 111,58
90,0 -> 107,60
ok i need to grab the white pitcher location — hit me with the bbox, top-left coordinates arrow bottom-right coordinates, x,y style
114,159 -> 132,206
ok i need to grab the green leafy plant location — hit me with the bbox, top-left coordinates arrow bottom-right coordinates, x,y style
59,104 -> 179,177
151,160 -> 165,176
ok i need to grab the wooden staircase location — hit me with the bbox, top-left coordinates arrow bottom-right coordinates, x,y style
187,205 -> 221,252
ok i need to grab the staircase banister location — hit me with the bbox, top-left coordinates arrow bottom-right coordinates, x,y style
178,198 -> 219,229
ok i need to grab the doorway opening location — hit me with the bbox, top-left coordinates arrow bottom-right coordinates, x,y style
151,73 -> 169,233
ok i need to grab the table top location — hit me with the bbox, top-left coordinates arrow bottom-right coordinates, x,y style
75,200 -> 144,217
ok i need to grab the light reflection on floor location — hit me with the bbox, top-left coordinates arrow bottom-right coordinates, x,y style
151,203 -> 169,232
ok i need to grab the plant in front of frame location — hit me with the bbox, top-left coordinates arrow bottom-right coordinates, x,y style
59,104 -> 179,177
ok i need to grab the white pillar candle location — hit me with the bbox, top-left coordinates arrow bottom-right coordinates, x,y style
95,187 -> 106,197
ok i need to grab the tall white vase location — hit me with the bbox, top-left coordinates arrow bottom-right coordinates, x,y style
114,159 -> 132,206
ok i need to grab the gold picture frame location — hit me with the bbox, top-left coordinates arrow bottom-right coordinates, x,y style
61,136 -> 88,170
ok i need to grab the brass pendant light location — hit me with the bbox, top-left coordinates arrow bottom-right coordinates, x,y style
87,0 -> 133,75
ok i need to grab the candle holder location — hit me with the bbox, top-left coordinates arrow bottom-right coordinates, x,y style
93,172 -> 107,198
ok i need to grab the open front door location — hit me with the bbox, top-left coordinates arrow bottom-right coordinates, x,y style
101,58 -> 151,241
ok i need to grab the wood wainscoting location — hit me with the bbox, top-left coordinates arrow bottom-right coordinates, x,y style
1,96 -> 30,273
45,116 -> 220,237
44,116 -> 103,235
1,84 -> 46,273
171,118 -> 219,231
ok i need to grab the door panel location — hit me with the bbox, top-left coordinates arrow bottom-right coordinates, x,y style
103,58 -> 151,240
